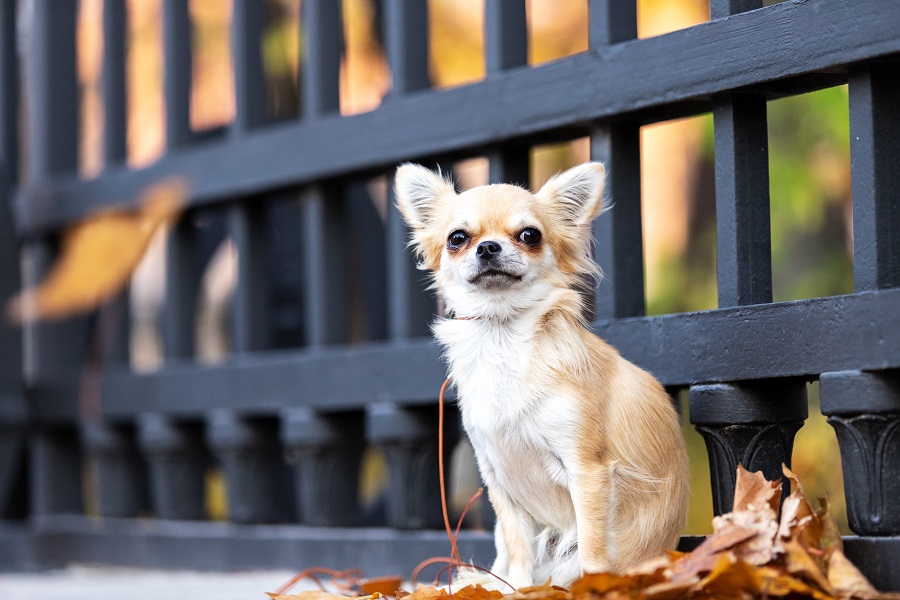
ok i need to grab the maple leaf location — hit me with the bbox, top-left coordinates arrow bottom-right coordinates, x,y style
733,464 -> 782,513
5,178 -> 186,323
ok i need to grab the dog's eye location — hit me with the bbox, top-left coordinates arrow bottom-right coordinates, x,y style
447,230 -> 470,249
518,227 -> 542,245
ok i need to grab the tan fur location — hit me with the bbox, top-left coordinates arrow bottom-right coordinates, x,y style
394,162 -> 689,586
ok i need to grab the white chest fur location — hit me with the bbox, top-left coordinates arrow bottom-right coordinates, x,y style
433,318 -> 579,531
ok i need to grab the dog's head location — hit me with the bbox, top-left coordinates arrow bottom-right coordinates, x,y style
395,162 -> 607,317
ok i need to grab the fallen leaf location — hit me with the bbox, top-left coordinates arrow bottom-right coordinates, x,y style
267,593 -> 382,600
779,465 -> 825,554
755,566 -> 832,599
783,538 -> 832,594
733,464 -> 782,513
692,553 -> 761,598
6,178 -> 186,323
668,527 -> 756,582
641,579 -> 696,600
403,586 -> 450,600
571,572 -> 644,596
511,580 -> 570,600
452,585 -> 505,600
712,508 -> 779,565
360,576 -> 405,596
827,550 -> 900,600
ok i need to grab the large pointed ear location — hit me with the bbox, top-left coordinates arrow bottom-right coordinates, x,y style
394,163 -> 456,230
535,162 -> 607,225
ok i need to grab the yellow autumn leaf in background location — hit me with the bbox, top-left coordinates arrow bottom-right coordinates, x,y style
5,178 -> 186,323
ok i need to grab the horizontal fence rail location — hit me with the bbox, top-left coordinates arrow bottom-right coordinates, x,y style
0,0 -> 899,592
13,0 -> 900,236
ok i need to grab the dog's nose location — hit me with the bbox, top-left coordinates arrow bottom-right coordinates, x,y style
476,240 -> 502,259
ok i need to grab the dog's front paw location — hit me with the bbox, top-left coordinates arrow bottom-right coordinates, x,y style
506,568 -> 534,591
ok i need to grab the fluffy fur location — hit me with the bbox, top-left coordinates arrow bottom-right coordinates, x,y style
395,162 -> 689,588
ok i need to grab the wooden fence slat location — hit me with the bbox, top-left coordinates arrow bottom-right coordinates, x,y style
849,64 -> 900,292
713,94 -> 772,307
102,0 -> 127,164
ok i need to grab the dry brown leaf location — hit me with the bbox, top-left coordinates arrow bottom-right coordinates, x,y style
691,553 -> 761,598
827,550 -> 900,600
267,593 -> 382,600
667,526 -> 756,582
816,496 -> 845,557
641,579 -> 696,600
755,566 -> 833,599
733,465 -> 782,513
571,572 -> 645,596
712,508 -> 779,565
510,580 -> 570,600
780,465 -> 826,553
452,585 -> 505,600
783,538 -> 833,594
360,576 -> 405,596
6,178 -> 186,323
403,586 -> 450,600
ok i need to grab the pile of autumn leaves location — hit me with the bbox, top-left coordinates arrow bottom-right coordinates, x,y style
269,466 -> 898,600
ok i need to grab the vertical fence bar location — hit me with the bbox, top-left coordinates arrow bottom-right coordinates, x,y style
590,126 -> 642,319
231,0 -> 267,135
162,0 -> 196,359
383,0 -> 429,97
300,0 -> 345,347
485,0 -> 529,188
25,0 -> 84,517
98,0 -> 131,368
102,0 -> 127,165
712,92 -> 771,307
301,184 -> 346,347
163,0 -> 192,151
229,206 -> 269,352
589,1 -> 643,320
710,1 -> 769,309
301,0 -> 341,118
485,0 -> 527,74
0,0 -> 27,519
378,0 -> 449,530
849,64 -> 900,292
384,0 -> 432,340
162,218 -> 196,358
588,0 -> 637,46
709,0 -> 761,18
230,0 -> 269,353
693,1 -> 788,517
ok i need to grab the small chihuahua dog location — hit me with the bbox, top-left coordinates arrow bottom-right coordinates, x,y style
395,162 -> 689,588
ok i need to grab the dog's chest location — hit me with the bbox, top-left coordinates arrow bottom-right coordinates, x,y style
438,321 -> 578,527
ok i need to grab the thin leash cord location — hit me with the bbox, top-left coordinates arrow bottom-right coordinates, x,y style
439,377 -> 462,570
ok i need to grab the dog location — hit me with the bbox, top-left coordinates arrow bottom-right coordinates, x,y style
394,162 -> 689,588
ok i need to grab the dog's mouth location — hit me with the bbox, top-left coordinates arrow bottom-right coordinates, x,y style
469,269 -> 523,287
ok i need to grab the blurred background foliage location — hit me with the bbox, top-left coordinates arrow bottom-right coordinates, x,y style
72,0 -> 850,534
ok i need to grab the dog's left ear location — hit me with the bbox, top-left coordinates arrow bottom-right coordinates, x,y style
535,162 -> 607,225
394,163 -> 456,230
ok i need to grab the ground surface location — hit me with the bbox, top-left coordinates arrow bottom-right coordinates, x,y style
0,565 -> 303,600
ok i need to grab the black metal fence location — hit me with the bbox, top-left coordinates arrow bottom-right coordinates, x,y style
0,0 -> 898,590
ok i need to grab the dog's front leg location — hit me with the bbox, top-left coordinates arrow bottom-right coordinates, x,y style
569,464 -> 612,574
488,486 -> 535,589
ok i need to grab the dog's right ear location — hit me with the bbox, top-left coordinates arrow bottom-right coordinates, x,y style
394,163 -> 455,230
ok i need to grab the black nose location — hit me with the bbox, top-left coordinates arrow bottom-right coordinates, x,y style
476,240 -> 502,259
